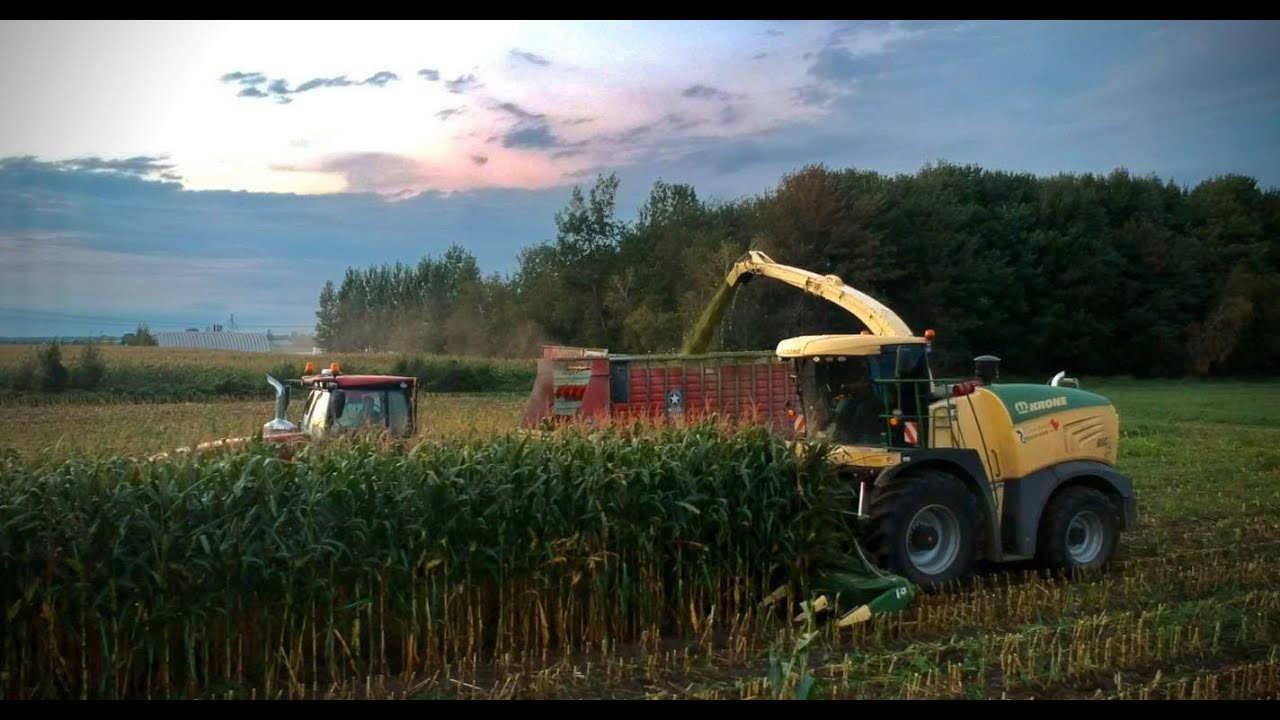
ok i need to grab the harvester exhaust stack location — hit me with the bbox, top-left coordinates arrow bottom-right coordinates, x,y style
974,355 -> 1001,385
264,375 -> 299,435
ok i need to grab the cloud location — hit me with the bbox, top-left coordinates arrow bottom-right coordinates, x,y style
436,107 -> 463,121
64,155 -> 178,177
664,113 -> 703,131
0,157 -> 570,335
362,71 -> 399,87
0,157 -> 185,212
807,46 -> 862,84
612,124 -> 655,143
682,84 -> 737,102
314,152 -> 432,195
418,68 -> 440,81
487,98 -> 575,150
510,49 -> 551,66
294,76 -> 354,92
719,105 -> 745,126
4,155 -> 185,183
792,85 -> 832,107
223,69 -> 401,102
495,101 -> 545,121
471,155 -> 489,165
1078,21 -> 1280,129
220,71 -> 266,85
827,20 -> 924,54
502,123 -> 559,149
445,74 -> 482,94
670,136 -> 813,176
806,21 -> 929,87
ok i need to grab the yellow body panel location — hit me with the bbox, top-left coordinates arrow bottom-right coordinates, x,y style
775,334 -> 929,358
827,445 -> 904,468
926,386 -> 1119,515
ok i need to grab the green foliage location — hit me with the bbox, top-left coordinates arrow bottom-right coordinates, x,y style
8,351 -> 37,391
0,348 -> 535,403
36,341 -> 69,391
315,164 -> 1279,378
121,324 -> 158,346
0,424 -> 857,698
70,343 -> 106,390
766,613 -> 819,700
313,244 -> 542,358
389,354 -> 532,393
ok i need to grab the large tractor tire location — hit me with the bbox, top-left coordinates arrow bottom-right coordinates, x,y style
1036,485 -> 1119,574
865,468 -> 984,591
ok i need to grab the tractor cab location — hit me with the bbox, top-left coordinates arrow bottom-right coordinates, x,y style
780,333 -> 942,456
264,362 -> 418,441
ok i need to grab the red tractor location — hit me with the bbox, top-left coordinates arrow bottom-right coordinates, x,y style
149,362 -> 418,460
262,362 -> 419,442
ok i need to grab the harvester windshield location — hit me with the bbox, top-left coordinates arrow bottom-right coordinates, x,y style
798,357 -> 883,445
796,343 -> 936,448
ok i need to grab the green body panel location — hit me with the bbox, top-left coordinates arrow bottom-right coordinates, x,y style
810,539 -> 915,622
986,384 -> 1113,423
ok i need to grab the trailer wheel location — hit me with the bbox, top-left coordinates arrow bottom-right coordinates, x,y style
1037,486 -> 1118,574
866,469 -> 983,591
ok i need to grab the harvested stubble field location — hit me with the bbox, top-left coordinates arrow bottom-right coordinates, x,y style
0,378 -> 1277,700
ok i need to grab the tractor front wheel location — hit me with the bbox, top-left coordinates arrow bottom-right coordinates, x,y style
1037,486 -> 1119,574
866,469 -> 983,591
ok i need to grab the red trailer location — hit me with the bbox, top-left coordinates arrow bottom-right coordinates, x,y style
522,344 -> 802,436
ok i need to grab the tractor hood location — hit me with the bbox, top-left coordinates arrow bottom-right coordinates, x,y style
984,384 -> 1113,423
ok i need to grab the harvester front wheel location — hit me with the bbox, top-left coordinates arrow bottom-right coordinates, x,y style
866,469 -> 982,591
1037,486 -> 1118,574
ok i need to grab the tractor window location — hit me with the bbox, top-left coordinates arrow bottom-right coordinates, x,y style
334,389 -> 387,431
303,391 -> 330,434
387,390 -> 411,435
879,345 -> 933,420
798,357 -> 886,446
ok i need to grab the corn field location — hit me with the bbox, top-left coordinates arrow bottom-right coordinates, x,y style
0,425 -> 858,699
2,381 -> 1278,699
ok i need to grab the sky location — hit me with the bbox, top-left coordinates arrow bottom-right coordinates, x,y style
1,20 -> 1278,337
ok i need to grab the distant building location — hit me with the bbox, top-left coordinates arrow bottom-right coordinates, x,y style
153,331 -> 272,353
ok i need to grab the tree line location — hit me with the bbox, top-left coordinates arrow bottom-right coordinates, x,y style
314,162 -> 1279,378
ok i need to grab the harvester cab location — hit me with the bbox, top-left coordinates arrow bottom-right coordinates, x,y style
263,362 -> 418,442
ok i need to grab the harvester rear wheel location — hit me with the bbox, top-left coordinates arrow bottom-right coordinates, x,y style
1037,486 -> 1119,574
865,469 -> 982,591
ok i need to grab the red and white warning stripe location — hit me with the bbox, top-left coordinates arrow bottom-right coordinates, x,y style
903,421 -> 918,445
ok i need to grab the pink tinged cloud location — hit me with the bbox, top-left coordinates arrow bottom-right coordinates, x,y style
297,150 -> 577,196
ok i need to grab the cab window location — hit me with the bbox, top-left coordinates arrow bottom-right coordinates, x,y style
303,391 -> 330,434
798,356 -> 886,446
334,389 -> 388,431
387,390 -> 411,435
